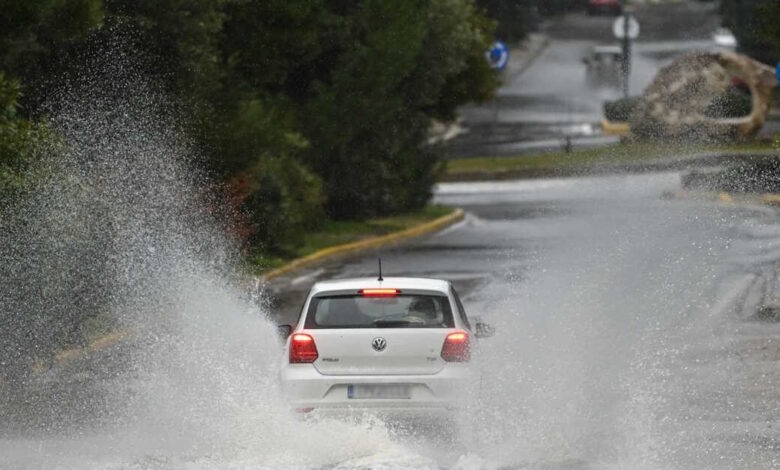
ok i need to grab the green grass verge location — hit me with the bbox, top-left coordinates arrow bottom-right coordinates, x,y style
443,140 -> 777,181
252,204 -> 455,272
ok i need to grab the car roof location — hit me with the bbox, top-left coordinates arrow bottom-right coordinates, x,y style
309,277 -> 451,296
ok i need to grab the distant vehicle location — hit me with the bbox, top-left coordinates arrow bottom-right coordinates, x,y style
277,276 -> 494,417
712,27 -> 737,49
588,0 -> 622,16
583,45 -> 623,87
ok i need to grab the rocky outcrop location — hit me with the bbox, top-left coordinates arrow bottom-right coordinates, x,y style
630,52 -> 776,141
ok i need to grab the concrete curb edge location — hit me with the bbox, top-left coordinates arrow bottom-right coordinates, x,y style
668,190 -> 780,208
261,208 -> 466,282
601,119 -> 631,136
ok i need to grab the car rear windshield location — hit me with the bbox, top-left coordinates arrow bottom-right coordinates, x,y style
304,294 -> 454,329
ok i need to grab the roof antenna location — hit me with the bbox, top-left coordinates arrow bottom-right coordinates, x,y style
377,257 -> 383,282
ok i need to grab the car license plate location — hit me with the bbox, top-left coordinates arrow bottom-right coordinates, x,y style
347,384 -> 411,399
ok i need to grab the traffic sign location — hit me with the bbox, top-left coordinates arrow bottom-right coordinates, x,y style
487,41 -> 509,71
613,15 -> 640,40
776,61 -> 780,84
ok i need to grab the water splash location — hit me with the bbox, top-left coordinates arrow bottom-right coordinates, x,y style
0,49 -> 409,469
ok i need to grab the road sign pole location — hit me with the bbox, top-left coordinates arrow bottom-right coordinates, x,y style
622,12 -> 631,99
486,41 -> 509,137
613,1 -> 638,100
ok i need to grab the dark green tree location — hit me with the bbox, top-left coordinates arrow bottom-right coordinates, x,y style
222,0 -> 496,219
0,0 -> 104,112
0,72 -> 46,200
475,0 -> 529,41
721,0 -> 780,65
299,0 -> 496,218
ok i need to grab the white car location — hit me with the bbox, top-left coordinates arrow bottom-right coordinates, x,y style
712,27 -> 737,49
278,276 -> 494,417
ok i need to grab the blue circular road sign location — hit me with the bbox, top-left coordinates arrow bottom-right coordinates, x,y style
487,41 -> 509,71
776,61 -> 780,84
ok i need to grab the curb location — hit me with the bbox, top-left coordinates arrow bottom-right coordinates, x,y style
761,194 -> 780,206
0,329 -> 128,388
25,330 -> 129,374
601,119 -> 631,136
53,330 -> 126,366
668,190 -> 780,208
262,208 -> 466,282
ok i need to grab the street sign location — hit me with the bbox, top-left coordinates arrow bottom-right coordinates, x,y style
487,41 -> 509,71
776,61 -> 780,84
613,15 -> 640,40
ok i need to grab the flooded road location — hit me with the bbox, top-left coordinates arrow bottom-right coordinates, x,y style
259,172 -> 780,468
4,171 -> 780,469
3,1 -> 778,469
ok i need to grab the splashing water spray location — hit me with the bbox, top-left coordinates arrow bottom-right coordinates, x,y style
0,39 -> 417,470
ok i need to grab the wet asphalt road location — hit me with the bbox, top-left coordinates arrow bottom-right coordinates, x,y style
444,1 -> 725,158
4,171 -> 780,469
268,171 -> 780,468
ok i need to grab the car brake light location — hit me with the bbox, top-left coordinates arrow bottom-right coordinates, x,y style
359,288 -> 400,297
441,331 -> 470,362
289,333 -> 318,363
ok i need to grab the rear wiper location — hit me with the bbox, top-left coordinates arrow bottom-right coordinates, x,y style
373,320 -> 412,327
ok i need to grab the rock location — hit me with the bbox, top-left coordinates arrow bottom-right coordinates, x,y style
630,52 -> 777,141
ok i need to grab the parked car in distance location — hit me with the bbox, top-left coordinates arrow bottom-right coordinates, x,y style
588,0 -> 622,16
583,45 -> 623,88
712,27 -> 737,50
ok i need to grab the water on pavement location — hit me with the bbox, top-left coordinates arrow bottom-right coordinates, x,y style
10,168 -> 780,469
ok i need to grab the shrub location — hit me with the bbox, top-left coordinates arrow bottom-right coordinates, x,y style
228,156 -> 324,253
0,72 -> 46,200
603,96 -> 642,122
703,85 -> 752,119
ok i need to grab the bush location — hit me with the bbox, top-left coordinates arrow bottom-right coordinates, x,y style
0,72 -> 46,200
603,96 -> 641,122
299,0 -> 495,219
703,85 -> 752,119
228,156 -> 324,253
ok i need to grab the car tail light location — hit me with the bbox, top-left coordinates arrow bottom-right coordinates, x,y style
359,288 -> 400,297
441,331 -> 470,362
289,333 -> 318,363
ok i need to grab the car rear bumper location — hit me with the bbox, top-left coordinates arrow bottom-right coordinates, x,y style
280,363 -> 472,412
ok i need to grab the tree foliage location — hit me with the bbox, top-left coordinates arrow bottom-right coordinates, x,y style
476,0 -> 529,41
294,0 -> 496,218
0,0 -> 497,246
474,0 -> 581,42
0,72 -> 46,200
720,0 -> 780,65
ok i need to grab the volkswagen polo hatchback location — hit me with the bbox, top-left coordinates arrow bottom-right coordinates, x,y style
278,277 -> 492,416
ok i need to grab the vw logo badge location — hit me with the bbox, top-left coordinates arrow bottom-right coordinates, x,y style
371,337 -> 387,352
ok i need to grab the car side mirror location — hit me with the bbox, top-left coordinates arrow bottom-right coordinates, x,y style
277,324 -> 292,341
474,322 -> 495,338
